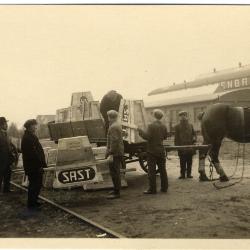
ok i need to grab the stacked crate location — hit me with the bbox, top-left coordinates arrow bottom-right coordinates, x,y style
118,99 -> 148,144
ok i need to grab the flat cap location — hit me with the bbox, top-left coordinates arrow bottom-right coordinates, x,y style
178,111 -> 188,116
0,117 -> 8,125
153,109 -> 164,120
107,110 -> 118,119
24,119 -> 37,129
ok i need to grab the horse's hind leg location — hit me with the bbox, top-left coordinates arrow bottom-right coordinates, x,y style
209,141 -> 229,182
199,143 -> 210,181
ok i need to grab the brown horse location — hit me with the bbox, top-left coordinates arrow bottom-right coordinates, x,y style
198,103 -> 250,182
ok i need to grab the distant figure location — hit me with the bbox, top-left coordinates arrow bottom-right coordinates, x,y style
21,119 -> 47,210
105,110 -> 124,199
175,111 -> 197,179
0,117 -> 15,193
138,109 -> 168,194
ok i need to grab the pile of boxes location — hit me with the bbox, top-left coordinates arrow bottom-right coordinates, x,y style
49,92 -> 106,141
42,136 -> 127,190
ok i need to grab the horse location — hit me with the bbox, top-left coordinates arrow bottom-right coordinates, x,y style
198,103 -> 250,182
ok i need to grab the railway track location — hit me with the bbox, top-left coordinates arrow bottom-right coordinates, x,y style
10,181 -> 126,239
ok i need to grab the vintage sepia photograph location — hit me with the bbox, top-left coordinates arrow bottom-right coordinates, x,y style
0,3 -> 250,248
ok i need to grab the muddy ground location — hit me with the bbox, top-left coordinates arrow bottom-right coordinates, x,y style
2,140 -> 250,238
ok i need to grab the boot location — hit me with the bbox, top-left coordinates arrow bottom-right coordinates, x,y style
220,175 -> 229,182
199,172 -> 210,182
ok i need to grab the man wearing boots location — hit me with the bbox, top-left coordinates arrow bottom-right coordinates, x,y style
21,119 -> 47,210
175,111 -> 196,179
105,110 -> 124,199
0,117 -> 15,193
138,109 -> 168,194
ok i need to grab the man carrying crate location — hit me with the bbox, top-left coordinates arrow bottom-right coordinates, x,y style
105,110 -> 124,199
138,109 -> 168,194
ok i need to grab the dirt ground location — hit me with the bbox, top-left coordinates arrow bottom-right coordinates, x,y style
41,156 -> 250,238
2,140 -> 250,238
0,188 -> 110,238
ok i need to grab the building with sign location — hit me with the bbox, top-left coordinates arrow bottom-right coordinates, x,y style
144,64 -> 250,132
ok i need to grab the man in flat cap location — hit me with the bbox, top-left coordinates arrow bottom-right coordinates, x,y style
21,119 -> 47,209
106,110 -> 124,199
138,109 -> 168,194
175,111 -> 197,179
0,117 -> 15,193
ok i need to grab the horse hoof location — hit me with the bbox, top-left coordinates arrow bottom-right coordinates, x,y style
199,175 -> 210,182
220,175 -> 229,182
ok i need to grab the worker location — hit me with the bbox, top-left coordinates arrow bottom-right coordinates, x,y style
21,119 -> 47,210
138,109 -> 168,194
174,111 -> 197,179
105,110 -> 124,199
0,117 -> 15,193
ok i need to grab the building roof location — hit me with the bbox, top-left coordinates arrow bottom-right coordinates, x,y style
144,84 -> 220,108
148,64 -> 250,96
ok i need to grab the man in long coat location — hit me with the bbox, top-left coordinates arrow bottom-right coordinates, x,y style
21,119 -> 47,209
175,111 -> 197,179
0,117 -> 15,193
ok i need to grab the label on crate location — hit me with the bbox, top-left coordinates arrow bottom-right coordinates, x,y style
55,165 -> 100,187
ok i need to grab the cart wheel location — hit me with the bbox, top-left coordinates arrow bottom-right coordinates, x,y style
139,154 -> 159,174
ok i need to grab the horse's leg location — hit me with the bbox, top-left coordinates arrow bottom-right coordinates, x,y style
199,141 -> 210,181
198,128 -> 210,181
209,140 -> 229,182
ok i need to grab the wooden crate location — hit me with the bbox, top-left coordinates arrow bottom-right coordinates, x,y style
83,101 -> 102,120
55,108 -> 71,123
92,146 -> 107,160
71,91 -> 94,106
53,162 -> 103,189
70,105 -> 84,121
56,136 -> 95,166
118,99 -> 148,144
47,148 -> 57,166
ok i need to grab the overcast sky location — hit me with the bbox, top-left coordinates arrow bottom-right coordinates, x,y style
1,5 -> 250,127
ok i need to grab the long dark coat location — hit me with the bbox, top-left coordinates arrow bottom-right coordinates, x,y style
21,131 -> 47,174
